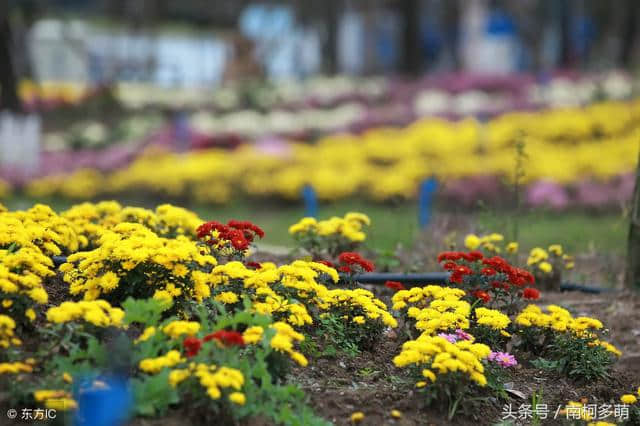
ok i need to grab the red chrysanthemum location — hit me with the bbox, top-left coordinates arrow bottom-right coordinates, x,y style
450,272 -> 464,284
473,290 -> 491,303
441,261 -> 456,271
523,287 -> 540,300
437,251 -> 463,263
246,261 -> 262,269
481,267 -> 496,276
315,260 -> 334,268
337,252 -> 375,272
204,330 -> 245,346
490,280 -> 503,289
454,265 -> 473,275
227,229 -> 249,251
358,259 -> 375,272
385,281 -> 405,291
338,252 -> 361,264
468,251 -> 484,261
183,336 -> 202,357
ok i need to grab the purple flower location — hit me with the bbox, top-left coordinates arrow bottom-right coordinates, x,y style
488,351 -> 518,368
455,329 -> 473,341
437,333 -> 458,343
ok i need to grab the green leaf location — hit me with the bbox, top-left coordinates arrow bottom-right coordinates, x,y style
123,298 -> 172,326
131,370 -> 179,417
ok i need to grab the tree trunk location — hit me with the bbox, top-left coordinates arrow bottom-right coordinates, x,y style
620,0 -> 639,67
626,146 -> 640,289
400,0 -> 421,75
323,0 -> 339,75
0,4 -> 21,112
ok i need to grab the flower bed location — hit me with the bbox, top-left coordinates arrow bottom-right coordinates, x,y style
1,98 -> 638,210
0,202 -> 638,425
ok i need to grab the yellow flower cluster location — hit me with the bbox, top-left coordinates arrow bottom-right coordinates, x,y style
168,363 -> 245,402
0,314 -> 21,348
392,286 -> 469,335
0,206 -> 76,330
516,304 -> 596,332
411,299 -> 471,335
0,361 -> 32,374
515,304 -> 621,355
393,335 -> 491,386
0,246 -> 52,304
464,233 -> 504,252
621,394 -> 638,404
139,350 -> 185,374
591,340 -> 623,357
320,288 -> 398,328
474,307 -> 511,330
60,201 -> 123,248
3,204 -> 81,255
46,300 -> 125,327
268,322 -> 309,367
240,325 -> 263,344
60,222 -> 217,302
391,285 -> 466,311
134,326 -> 156,344
207,260 -> 341,327
289,212 -> 371,243
162,321 -> 200,339
34,389 -> 77,411
61,201 -> 204,250
527,245 -> 574,272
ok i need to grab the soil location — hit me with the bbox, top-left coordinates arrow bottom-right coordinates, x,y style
284,288 -> 640,426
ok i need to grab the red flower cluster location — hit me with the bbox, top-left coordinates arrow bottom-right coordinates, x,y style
197,220 -> 265,251
204,330 -> 245,347
523,287 -> 540,300
472,290 -> 491,303
315,260 -> 334,268
181,330 -> 245,358
437,251 -> 484,263
437,250 -> 538,304
183,336 -> 202,357
385,280 -> 406,291
337,252 -> 375,273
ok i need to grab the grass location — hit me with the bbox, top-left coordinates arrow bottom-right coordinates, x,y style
3,196 -> 629,255
475,209 -> 628,255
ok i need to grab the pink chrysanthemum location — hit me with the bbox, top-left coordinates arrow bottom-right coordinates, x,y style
488,351 -> 518,368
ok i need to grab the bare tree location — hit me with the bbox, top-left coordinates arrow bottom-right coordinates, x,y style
0,0 -> 21,112
627,145 -> 640,290
323,0 -> 339,75
400,0 -> 421,75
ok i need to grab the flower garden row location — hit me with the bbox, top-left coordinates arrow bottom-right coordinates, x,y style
2,99 -> 638,209
21,71 -> 635,113
1,201 -> 638,424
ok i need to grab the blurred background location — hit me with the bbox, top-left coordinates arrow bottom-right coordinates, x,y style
0,0 -> 639,276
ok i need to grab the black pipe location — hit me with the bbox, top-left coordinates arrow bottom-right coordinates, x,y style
52,255 -> 68,266
350,272 -> 450,285
347,272 -> 614,294
51,256 -> 613,294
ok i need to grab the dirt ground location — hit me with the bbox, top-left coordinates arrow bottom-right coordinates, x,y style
287,288 -> 640,426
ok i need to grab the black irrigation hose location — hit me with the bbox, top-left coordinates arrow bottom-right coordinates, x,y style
348,273 -> 615,294
52,255 -> 613,294
52,256 -> 68,267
